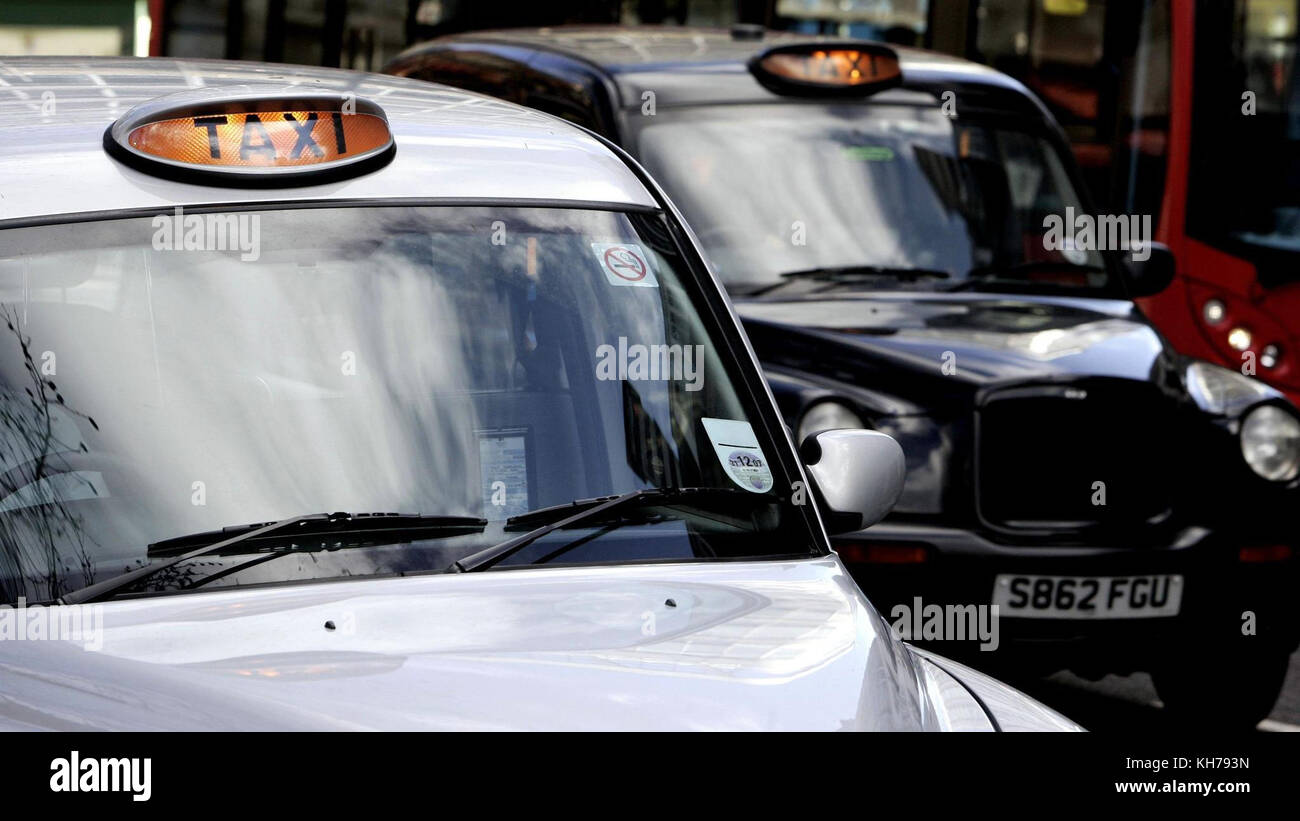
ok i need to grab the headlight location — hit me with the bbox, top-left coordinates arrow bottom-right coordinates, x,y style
1241,405 -> 1300,482
1185,361 -> 1274,416
797,400 -> 865,443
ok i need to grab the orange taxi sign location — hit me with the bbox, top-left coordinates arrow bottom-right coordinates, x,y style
127,111 -> 389,167
105,89 -> 395,185
749,43 -> 903,97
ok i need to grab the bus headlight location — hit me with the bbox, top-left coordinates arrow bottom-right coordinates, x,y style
1241,405 -> 1300,482
797,400 -> 865,443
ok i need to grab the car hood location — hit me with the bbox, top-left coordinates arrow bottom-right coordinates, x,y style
0,558 -> 1075,731
736,292 -> 1172,411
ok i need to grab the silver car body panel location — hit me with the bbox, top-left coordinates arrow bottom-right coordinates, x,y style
911,647 -> 1084,732
0,557 -> 1077,731
0,57 -> 656,224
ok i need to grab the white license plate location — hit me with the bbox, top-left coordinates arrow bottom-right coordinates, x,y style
991,574 -> 1183,619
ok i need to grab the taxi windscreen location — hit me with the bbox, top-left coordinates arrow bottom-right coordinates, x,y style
0,206 -> 813,604
634,103 -> 1115,296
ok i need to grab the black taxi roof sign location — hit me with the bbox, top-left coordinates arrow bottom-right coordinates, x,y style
748,42 -> 903,98
104,86 -> 395,186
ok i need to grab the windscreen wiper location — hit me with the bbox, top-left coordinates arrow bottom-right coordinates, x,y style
447,486 -> 757,573
145,511 -> 486,556
60,511 -> 487,605
748,265 -> 951,297
941,261 -> 1105,292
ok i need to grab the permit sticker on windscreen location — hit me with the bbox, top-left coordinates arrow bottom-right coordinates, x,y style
702,418 -> 773,493
592,242 -> 659,288
479,431 -> 529,520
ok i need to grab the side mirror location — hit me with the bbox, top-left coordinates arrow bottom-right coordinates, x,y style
1123,241 -> 1176,297
801,429 -> 905,535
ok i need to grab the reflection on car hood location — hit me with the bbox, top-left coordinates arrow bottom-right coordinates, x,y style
0,559 -> 1073,731
737,293 -> 1170,408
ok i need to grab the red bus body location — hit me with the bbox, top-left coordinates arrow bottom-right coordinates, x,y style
927,0 -> 1300,404
1140,0 -> 1300,404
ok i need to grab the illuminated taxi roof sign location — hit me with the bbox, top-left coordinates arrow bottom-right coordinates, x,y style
748,43 -> 903,97
105,86 -> 395,186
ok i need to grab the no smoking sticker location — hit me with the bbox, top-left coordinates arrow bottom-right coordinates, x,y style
591,242 -> 658,288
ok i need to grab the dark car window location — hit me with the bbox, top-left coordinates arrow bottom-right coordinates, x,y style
525,92 -> 599,129
1188,0 -> 1300,256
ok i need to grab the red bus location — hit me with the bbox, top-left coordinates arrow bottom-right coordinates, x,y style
928,0 -> 1300,403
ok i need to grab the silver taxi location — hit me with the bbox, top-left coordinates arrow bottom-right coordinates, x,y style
0,57 -> 1077,731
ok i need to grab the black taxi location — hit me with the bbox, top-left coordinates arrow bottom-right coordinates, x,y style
386,26 -> 1300,726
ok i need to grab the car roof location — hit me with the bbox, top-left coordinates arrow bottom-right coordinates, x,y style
409,25 -> 983,75
0,57 -> 656,225
392,25 -> 1042,112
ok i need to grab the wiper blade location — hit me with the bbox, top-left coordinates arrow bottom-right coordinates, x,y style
448,486 -> 755,573
781,264 -> 951,281
60,511 -> 487,605
942,261 -> 1105,292
749,265 -> 951,296
503,486 -> 759,530
147,512 -> 485,556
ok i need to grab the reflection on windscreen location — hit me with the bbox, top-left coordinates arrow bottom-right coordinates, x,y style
635,103 -> 1104,291
0,206 -> 811,603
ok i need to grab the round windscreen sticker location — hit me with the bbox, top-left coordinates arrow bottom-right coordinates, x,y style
702,418 -> 774,494
724,449 -> 772,492
592,242 -> 659,288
